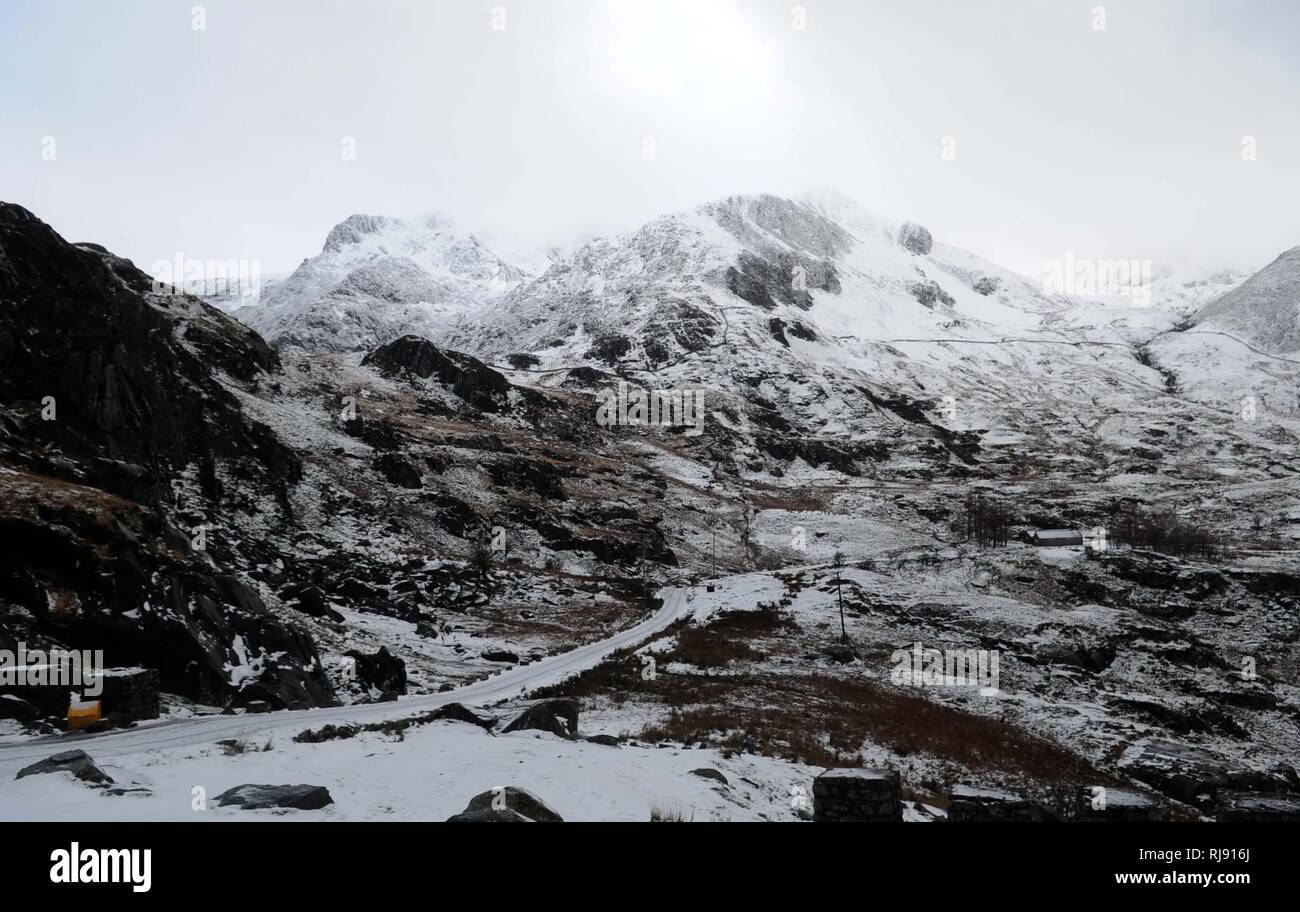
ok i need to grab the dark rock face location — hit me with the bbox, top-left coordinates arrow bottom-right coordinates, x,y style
374,453 -> 423,489
506,353 -> 541,369
487,457 -> 568,501
0,204 -> 333,711
564,366 -> 612,385
503,698 -> 580,739
726,251 -> 837,312
897,221 -> 933,255
1215,791 -> 1300,822
0,204 -> 299,499
909,280 -> 955,310
643,300 -> 719,365
363,335 -> 511,413
462,786 -> 564,822
287,585 -> 344,622
215,783 -> 335,811
482,650 -> 519,664
345,646 -> 407,696
767,317 -> 817,348
1118,739 -> 1230,809
586,334 -> 632,365
0,694 -> 39,722
16,750 -> 113,786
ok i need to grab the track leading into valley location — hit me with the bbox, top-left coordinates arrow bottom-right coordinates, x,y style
0,588 -> 693,774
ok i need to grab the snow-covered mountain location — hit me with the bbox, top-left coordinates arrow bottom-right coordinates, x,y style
5,195 -> 1300,825
240,213 -> 528,352
1194,246 -> 1300,354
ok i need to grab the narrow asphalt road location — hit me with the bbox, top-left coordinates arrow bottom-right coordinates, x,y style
0,588 -> 691,774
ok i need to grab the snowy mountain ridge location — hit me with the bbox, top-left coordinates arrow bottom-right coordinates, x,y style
241,211 -> 529,353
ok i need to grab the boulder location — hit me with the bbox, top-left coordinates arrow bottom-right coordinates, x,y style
690,768 -> 729,786
288,585 -> 344,622
374,453 -> 423,489
822,644 -> 859,664
481,650 -> 520,664
430,702 -> 498,731
446,808 -> 533,822
215,783 -> 334,811
503,698 -> 580,739
16,750 -> 114,786
909,280 -> 955,310
461,786 -> 563,822
345,646 -> 408,696
897,222 -> 933,255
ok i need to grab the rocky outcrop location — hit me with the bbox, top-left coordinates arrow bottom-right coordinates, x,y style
1118,739 -> 1229,809
374,453 -> 423,489
362,335 -> 511,413
0,204 -> 333,711
0,204 -> 298,500
345,646 -> 407,697
1215,791 -> 1300,822
909,280 -> 955,310
897,222 -> 933,255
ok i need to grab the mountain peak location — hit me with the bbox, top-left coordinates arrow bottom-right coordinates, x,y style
1195,244 -> 1300,353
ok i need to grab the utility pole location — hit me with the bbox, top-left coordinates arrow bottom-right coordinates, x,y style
833,548 -> 847,643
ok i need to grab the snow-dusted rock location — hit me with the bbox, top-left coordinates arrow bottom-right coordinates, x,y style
215,783 -> 335,811
897,221 -> 934,255
16,751 -> 113,787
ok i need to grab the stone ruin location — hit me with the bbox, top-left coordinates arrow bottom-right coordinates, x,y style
813,768 -> 902,822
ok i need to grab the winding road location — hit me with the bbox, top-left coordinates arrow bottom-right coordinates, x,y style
0,588 -> 692,775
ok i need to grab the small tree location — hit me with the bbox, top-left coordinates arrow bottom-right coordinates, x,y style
832,548 -> 847,643
471,534 -> 494,585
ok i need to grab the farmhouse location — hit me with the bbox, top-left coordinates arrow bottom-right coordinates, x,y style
1030,529 -> 1083,547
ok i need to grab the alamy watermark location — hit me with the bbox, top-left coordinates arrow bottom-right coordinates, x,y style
150,252 -> 262,304
1042,253 -> 1152,307
0,642 -> 104,697
890,642 -> 1000,696
595,381 -> 706,437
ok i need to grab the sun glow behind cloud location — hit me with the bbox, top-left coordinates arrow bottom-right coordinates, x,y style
599,0 -> 776,98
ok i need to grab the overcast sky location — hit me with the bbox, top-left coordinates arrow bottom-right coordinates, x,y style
3,0 -> 1299,278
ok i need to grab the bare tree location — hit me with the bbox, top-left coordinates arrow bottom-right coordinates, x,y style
832,548 -> 847,643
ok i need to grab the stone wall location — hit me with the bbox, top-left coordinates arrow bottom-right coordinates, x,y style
94,667 -> 160,722
1214,791 -> 1300,822
1074,786 -> 1170,822
813,768 -> 901,822
948,785 -> 1055,822
0,666 -> 159,724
